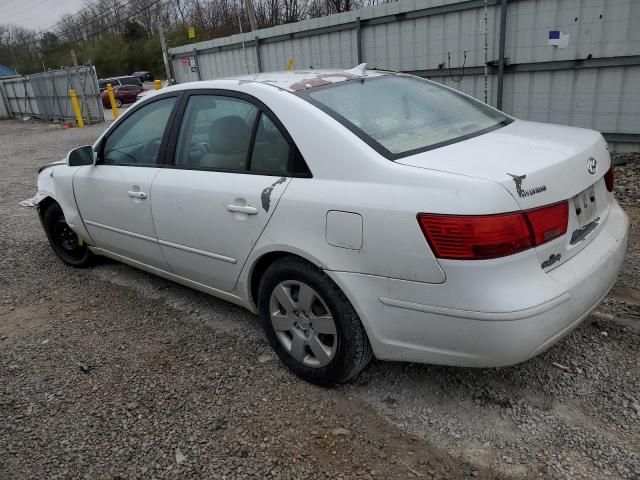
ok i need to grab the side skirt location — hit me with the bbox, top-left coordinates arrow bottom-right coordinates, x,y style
89,246 -> 257,313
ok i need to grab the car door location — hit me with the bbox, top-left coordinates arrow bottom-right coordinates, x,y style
73,94 -> 180,269
118,85 -> 138,103
150,91 -> 310,292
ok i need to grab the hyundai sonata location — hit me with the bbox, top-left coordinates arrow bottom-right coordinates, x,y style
27,65 -> 628,385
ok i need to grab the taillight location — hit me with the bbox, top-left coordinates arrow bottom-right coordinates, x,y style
417,212 -> 532,260
525,202 -> 568,245
604,166 -> 614,192
418,201 -> 569,260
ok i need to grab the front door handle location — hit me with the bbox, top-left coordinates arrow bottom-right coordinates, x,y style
226,204 -> 258,215
128,190 -> 147,199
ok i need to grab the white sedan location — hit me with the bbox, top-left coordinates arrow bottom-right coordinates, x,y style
29,65 -> 628,385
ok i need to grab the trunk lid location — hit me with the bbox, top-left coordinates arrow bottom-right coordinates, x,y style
397,120 -> 612,270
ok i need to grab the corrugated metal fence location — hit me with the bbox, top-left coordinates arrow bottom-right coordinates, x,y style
168,0 -> 640,152
0,66 -> 104,124
0,80 -> 12,119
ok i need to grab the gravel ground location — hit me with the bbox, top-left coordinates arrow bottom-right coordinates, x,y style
0,119 -> 638,479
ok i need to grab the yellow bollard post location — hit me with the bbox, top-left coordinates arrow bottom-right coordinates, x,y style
154,79 -> 162,90
107,83 -> 119,119
69,89 -> 84,128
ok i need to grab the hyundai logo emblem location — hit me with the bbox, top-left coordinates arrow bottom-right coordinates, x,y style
586,157 -> 597,175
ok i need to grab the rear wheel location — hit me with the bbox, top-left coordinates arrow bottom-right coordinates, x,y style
43,203 -> 92,267
115,98 -> 123,108
258,257 -> 372,386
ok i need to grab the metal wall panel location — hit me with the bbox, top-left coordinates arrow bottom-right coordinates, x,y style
260,30 -> 358,71
361,4 -> 501,72
506,0 -> 639,64
501,65 -> 640,148
169,0 -> 640,150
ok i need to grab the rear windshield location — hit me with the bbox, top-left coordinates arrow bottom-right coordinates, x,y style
300,75 -> 511,159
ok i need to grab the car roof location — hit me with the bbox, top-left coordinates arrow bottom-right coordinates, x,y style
166,68 -> 393,94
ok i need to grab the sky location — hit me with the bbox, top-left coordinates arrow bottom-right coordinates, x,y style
3,0 -> 86,31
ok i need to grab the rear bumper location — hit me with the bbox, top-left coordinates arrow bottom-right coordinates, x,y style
327,200 -> 629,367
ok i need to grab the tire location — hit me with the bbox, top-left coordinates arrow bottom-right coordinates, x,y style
43,203 -> 92,268
115,98 -> 122,108
258,257 -> 372,386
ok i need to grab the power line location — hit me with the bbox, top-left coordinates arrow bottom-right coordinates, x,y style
66,0 -> 165,44
25,0 -> 151,44
22,0 -> 162,48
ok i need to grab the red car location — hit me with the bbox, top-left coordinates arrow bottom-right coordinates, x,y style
101,84 -> 144,108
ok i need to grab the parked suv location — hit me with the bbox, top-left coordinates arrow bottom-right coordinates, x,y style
98,76 -> 143,92
132,71 -> 154,82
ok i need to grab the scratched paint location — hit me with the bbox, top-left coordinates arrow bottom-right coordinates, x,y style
570,217 -> 600,245
261,177 -> 287,212
289,72 -> 363,92
289,78 -> 332,92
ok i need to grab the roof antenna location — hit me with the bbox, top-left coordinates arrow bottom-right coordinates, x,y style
345,63 -> 367,77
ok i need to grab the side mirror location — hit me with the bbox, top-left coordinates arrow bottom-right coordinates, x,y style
67,145 -> 95,166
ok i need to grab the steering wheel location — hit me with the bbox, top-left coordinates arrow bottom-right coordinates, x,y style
142,138 -> 162,163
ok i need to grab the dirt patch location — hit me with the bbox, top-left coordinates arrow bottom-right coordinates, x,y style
0,304 -> 51,339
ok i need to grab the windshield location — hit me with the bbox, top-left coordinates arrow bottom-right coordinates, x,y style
301,75 -> 511,158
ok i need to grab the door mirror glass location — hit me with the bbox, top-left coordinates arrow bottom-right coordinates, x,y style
67,145 -> 95,166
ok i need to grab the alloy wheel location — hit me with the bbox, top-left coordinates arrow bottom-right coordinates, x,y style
269,280 -> 338,368
54,218 -> 79,252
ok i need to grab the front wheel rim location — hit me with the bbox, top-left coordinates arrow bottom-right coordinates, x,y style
52,218 -> 85,259
269,280 -> 338,368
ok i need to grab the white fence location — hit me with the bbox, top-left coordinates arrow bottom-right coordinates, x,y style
0,66 -> 104,124
169,0 -> 640,152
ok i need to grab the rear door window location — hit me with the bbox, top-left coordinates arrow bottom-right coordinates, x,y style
173,92 -> 311,176
175,95 -> 258,171
250,113 -> 292,174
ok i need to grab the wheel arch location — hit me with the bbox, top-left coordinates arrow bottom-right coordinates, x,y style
35,163 -> 95,246
37,195 -> 58,220
245,248 -> 375,356
247,248 -> 327,310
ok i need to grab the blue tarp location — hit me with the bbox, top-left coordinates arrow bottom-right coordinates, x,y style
0,64 -> 17,77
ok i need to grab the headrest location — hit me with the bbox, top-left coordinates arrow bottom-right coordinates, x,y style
209,116 -> 251,155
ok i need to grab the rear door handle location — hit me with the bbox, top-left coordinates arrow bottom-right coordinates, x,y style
226,204 -> 258,215
128,191 -> 147,199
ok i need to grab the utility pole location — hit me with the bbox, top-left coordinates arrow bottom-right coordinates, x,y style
158,24 -> 173,84
237,9 -> 251,74
244,0 -> 258,32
